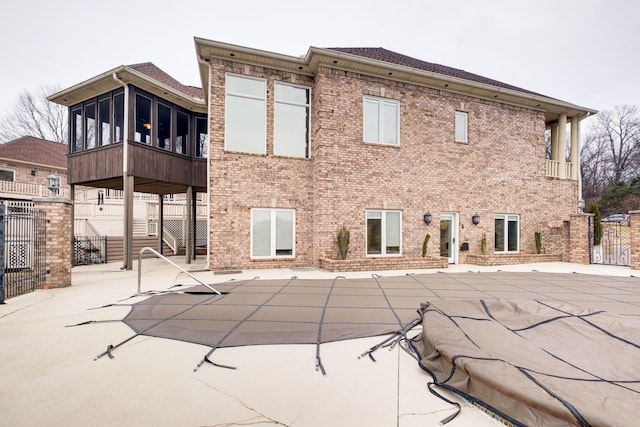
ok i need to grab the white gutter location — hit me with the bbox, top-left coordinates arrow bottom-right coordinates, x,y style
113,73 -> 130,269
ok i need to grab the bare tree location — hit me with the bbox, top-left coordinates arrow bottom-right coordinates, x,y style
594,105 -> 640,185
581,131 -> 611,204
0,85 -> 67,144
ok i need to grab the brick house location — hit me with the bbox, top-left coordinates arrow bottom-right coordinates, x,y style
0,136 -> 69,199
50,38 -> 596,271
194,39 -> 596,271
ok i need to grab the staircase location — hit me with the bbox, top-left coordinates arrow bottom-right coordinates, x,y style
105,236 -> 174,262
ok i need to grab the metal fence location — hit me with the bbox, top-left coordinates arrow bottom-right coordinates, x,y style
73,236 -> 107,266
0,202 -> 47,303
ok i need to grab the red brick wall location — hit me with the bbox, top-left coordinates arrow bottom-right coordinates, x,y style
207,60 -> 578,270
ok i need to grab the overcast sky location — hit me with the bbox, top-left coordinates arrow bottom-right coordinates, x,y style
1,0 -> 638,131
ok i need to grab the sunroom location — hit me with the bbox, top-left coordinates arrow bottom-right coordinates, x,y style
49,63 -> 208,269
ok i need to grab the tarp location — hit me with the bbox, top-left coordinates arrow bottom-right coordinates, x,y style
412,299 -> 640,427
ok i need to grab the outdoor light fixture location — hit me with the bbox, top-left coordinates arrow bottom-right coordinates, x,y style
46,173 -> 61,197
423,211 -> 432,225
472,212 -> 480,226
578,199 -> 585,213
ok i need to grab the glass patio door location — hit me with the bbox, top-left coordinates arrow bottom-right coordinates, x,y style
440,213 -> 458,264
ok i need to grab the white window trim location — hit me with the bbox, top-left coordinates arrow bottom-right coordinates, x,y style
274,81 -> 312,158
366,210 -> 403,257
224,73 -> 267,155
494,214 -> 520,253
363,96 -> 400,146
0,167 -> 15,181
250,208 -> 296,259
455,110 -> 468,143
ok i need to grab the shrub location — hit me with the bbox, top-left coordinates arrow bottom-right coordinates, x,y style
586,203 -> 603,246
422,234 -> 430,257
337,225 -> 350,260
535,232 -> 542,254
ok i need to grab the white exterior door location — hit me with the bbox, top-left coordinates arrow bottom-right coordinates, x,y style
440,213 -> 458,264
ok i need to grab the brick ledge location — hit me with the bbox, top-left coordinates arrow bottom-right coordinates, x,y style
467,253 -> 563,266
319,256 -> 448,272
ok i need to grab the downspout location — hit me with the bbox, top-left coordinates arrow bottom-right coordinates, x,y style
197,56 -> 212,271
112,72 -> 131,269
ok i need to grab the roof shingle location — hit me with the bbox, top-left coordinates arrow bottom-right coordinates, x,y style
0,136 -> 67,169
327,47 -> 545,97
127,62 -> 204,100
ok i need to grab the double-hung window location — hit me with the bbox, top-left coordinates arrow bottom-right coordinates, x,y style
274,82 -> 310,158
363,96 -> 399,145
366,210 -> 402,256
455,111 -> 468,142
494,214 -> 519,253
251,208 -> 295,258
225,74 -> 266,155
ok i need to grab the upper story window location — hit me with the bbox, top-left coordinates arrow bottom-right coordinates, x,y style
225,74 -> 266,155
274,82 -> 310,158
363,96 -> 399,146
176,111 -> 189,155
84,102 -> 96,149
455,111 -> 468,143
156,102 -> 172,150
495,214 -> 519,253
195,116 -> 208,158
366,210 -> 402,256
98,97 -> 111,146
0,168 -> 15,182
113,92 -> 124,143
134,93 -> 152,144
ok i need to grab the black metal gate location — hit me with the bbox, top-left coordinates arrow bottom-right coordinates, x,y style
73,236 -> 107,265
0,202 -> 47,302
591,217 -> 631,266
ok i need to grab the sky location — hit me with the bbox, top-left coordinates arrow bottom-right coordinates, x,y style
1,0 -> 639,132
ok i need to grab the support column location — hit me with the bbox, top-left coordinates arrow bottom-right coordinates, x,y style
158,194 -> 164,255
570,116 -> 579,180
557,113 -> 568,179
192,190 -> 197,261
185,186 -> 193,264
123,174 -> 134,270
550,123 -> 559,162
568,213 -> 593,264
629,211 -> 640,270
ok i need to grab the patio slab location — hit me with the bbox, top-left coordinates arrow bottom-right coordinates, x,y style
1,259 -> 639,426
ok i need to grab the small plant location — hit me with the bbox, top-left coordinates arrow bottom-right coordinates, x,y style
535,231 -> 542,254
337,225 -> 350,260
422,233 -> 431,257
480,233 -> 487,255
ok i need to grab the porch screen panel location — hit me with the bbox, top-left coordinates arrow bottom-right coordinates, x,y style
134,94 -> 152,144
113,92 -> 124,143
176,111 -> 189,155
98,98 -> 111,146
157,103 -> 172,150
84,102 -> 96,149
71,108 -> 82,152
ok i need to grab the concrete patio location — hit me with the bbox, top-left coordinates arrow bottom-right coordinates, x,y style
1,259 -> 639,426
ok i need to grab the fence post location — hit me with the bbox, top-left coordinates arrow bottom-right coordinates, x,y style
0,203 -> 4,304
33,198 -> 72,288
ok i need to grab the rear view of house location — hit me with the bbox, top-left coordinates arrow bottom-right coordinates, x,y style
195,39 -> 595,271
51,37 -> 596,271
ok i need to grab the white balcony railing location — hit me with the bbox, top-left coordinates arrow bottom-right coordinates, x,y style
545,160 -> 574,180
0,180 -> 70,199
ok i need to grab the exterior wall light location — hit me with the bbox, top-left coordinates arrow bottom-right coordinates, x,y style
47,173 -> 61,197
472,212 -> 480,226
423,211 -> 432,225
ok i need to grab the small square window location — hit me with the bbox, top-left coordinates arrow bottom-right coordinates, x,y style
363,97 -> 400,146
495,214 -> 519,253
366,210 -> 402,256
251,208 -> 295,258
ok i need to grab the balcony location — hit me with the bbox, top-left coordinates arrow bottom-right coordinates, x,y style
0,180 -> 70,200
545,160 -> 574,179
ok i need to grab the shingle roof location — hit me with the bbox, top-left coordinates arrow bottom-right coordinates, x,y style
0,136 -> 67,169
127,62 -> 204,100
327,47 -> 545,98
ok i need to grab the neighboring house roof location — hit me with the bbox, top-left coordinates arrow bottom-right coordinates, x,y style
0,136 -> 67,169
127,62 -> 204,100
327,47 -> 546,99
